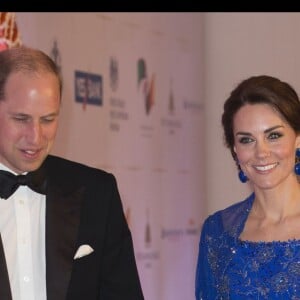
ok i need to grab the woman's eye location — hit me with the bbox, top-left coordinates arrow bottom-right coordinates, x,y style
239,136 -> 253,144
268,132 -> 283,140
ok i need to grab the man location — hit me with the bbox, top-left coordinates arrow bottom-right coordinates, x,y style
0,46 -> 144,300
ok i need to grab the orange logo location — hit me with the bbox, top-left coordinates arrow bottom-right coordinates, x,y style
0,12 -> 22,51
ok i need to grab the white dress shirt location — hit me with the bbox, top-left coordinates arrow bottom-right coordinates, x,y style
0,164 -> 46,300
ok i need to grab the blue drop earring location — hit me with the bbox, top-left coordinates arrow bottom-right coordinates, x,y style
295,148 -> 300,175
238,169 -> 248,183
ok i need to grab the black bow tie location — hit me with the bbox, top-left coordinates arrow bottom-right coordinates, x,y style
0,168 -> 47,199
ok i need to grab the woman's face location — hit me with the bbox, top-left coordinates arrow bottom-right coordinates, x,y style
233,103 -> 300,190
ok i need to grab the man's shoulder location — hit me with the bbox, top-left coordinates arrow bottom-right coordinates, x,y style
45,154 -> 113,181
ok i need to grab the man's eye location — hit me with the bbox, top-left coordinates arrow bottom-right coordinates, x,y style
41,117 -> 55,123
14,116 -> 28,122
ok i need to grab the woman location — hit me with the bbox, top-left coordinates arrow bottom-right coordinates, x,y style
195,75 -> 300,299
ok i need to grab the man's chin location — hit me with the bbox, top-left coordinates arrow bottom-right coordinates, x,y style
21,158 -> 46,172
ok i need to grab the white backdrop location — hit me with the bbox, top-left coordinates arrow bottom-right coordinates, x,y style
15,12 -> 204,300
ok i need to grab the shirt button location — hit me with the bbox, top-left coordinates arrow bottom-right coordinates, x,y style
23,276 -> 30,282
19,199 -> 24,205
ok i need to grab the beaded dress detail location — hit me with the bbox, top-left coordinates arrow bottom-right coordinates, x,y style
195,193 -> 300,299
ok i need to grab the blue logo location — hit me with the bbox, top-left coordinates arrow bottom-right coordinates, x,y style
75,71 -> 103,106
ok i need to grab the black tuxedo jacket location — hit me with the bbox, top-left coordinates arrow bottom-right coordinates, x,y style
0,155 -> 144,300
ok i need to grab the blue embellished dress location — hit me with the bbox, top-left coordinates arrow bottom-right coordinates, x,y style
195,193 -> 300,299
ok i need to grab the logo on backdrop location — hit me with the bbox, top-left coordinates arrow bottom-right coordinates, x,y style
161,218 -> 199,241
50,39 -> 62,75
145,208 -> 151,248
160,77 -> 182,135
0,12 -> 22,51
110,56 -> 118,92
136,208 -> 159,268
74,70 -> 103,110
137,58 -> 155,115
109,56 -> 129,132
169,78 -> 175,115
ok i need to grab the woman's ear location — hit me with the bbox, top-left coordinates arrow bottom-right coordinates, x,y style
233,146 -> 237,155
296,135 -> 300,149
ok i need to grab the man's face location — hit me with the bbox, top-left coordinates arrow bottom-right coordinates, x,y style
0,71 -> 60,173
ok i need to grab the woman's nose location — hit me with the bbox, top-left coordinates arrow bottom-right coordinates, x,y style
255,141 -> 271,158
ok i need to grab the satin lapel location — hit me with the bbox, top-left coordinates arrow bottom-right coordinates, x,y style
45,183 -> 85,300
0,235 -> 12,300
